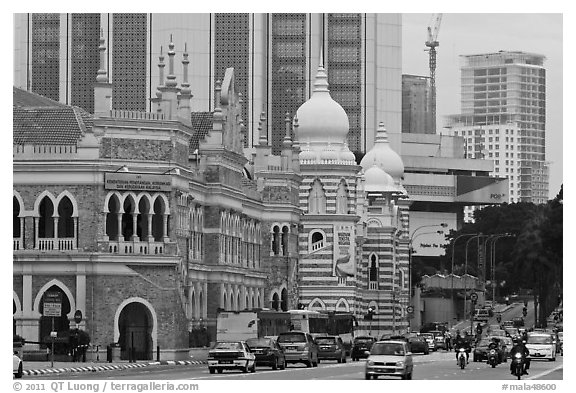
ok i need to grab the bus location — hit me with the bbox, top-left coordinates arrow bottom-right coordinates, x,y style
287,310 -> 357,354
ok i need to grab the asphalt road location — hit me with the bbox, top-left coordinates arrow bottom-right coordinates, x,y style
28,350 -> 562,381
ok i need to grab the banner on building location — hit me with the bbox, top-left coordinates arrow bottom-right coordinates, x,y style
333,225 -> 355,277
105,173 -> 172,192
455,176 -> 509,204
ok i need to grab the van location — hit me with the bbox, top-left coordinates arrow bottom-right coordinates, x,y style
277,331 -> 318,368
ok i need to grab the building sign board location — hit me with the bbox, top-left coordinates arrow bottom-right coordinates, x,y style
105,173 -> 172,192
43,292 -> 62,317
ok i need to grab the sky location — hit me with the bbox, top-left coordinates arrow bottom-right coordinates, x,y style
402,13 -> 563,199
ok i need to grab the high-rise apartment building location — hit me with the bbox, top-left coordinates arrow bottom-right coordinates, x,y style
13,13 -> 402,155
445,51 -> 548,205
402,74 -> 433,134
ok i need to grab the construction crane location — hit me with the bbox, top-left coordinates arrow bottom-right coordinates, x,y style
425,13 -> 443,134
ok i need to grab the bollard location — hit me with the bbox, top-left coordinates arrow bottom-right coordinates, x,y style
107,345 -> 112,363
157,346 -> 160,362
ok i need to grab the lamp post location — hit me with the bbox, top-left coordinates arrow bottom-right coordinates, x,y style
449,233 -> 477,324
408,223 -> 447,330
463,234 -> 487,322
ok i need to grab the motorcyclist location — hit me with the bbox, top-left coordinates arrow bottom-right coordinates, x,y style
454,331 -> 470,364
487,337 -> 503,363
509,337 -> 530,375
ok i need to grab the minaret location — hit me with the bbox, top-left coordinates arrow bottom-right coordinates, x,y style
94,29 -> 112,117
151,46 -> 164,114
254,112 -> 271,172
178,43 -> 193,126
158,35 -> 180,119
281,112 -> 293,170
291,116 -> 301,172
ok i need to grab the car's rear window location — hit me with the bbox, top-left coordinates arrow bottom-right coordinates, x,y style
246,338 -> 270,347
527,335 -> 553,344
354,337 -> 374,343
371,343 -> 405,356
278,333 -> 306,343
214,342 -> 242,350
316,337 -> 337,345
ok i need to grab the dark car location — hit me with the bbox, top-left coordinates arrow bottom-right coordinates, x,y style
512,317 -> 525,327
246,337 -> 286,370
408,336 -> 429,354
351,336 -> 376,361
315,336 -> 346,363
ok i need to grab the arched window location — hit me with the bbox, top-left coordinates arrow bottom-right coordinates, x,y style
106,195 -> 120,240
310,231 -> 324,251
13,197 -> 21,238
271,225 -> 280,255
369,254 -> 378,290
137,198 -> 151,240
281,226 -> 289,256
281,288 -> 288,311
122,197 -> 136,240
57,196 -> 74,238
152,198 -> 165,241
271,293 -> 279,311
308,179 -> 326,214
38,197 -> 54,238
336,180 -> 348,214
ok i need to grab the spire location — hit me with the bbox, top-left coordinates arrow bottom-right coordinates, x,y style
313,47 -> 329,93
158,46 -> 165,87
165,35 -> 177,88
180,42 -> 191,96
292,115 -> 300,150
96,28 -> 108,83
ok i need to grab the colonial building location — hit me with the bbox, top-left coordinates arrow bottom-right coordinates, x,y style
13,32 -> 412,359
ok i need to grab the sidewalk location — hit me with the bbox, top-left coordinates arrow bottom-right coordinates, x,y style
22,357 -> 207,377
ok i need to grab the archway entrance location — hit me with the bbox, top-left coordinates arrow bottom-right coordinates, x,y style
118,303 -> 153,360
39,286 -> 71,355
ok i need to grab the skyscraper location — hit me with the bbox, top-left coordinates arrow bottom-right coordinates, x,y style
402,74 -> 434,134
13,13 -> 402,155
445,51 -> 548,204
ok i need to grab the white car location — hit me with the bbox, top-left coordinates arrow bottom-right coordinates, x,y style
365,340 -> 413,380
13,352 -> 23,378
525,333 -> 556,361
207,341 -> 256,374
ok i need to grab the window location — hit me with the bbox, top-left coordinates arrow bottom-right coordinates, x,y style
271,225 -> 280,255
310,231 -> 325,252
281,226 -> 289,256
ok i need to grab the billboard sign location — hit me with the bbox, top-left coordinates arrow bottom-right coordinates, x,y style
43,292 -> 62,317
105,173 -> 172,192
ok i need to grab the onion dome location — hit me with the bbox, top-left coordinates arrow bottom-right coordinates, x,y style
339,148 -> 357,163
364,165 -> 397,193
296,54 -> 349,145
361,122 -> 404,179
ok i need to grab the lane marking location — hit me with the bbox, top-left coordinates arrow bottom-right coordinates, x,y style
526,364 -> 563,380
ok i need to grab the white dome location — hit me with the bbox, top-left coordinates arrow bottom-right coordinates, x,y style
340,149 -> 357,163
361,122 -> 404,179
296,61 -> 349,145
364,165 -> 398,193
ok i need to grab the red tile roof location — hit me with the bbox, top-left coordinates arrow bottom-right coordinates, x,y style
13,87 -> 92,145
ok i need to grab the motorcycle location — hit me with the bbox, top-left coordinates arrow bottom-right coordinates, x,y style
458,348 -> 467,369
488,349 -> 499,368
511,352 -> 525,380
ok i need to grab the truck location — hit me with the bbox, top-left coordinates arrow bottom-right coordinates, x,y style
216,310 -> 291,342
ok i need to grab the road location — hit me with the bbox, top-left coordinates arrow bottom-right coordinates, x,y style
28,350 -> 562,381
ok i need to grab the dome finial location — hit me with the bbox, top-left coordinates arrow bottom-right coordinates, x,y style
313,47 -> 329,93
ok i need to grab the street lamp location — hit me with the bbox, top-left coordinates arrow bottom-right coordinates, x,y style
449,233 -> 477,324
408,223 -> 447,330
